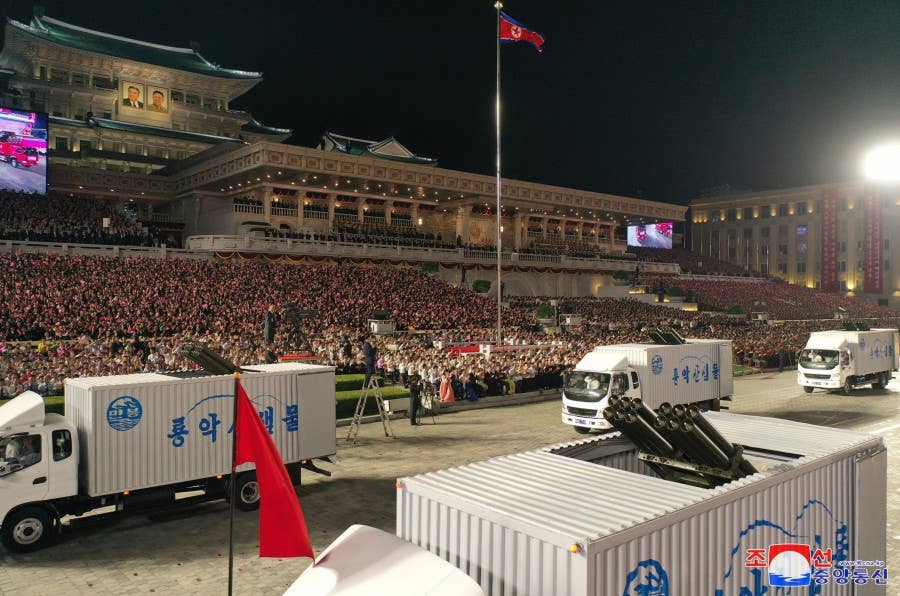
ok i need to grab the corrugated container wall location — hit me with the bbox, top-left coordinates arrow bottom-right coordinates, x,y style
397,413 -> 885,596
64,364 -> 335,496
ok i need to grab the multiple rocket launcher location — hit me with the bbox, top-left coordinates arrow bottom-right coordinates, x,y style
602,396 -> 756,488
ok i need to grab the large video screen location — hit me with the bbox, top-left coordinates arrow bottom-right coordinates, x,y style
0,107 -> 48,195
627,222 -> 673,249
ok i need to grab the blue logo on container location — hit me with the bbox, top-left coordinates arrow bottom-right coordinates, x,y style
859,337 -> 866,350
623,559 -> 669,595
107,396 -> 143,431
651,355 -> 664,375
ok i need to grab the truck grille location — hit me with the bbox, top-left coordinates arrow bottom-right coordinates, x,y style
567,406 -> 598,417
805,373 -> 831,380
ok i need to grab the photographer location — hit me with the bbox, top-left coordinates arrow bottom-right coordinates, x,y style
262,304 -> 280,345
408,373 -> 422,426
362,334 -> 377,385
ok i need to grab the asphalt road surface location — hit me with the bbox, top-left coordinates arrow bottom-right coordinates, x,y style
1,370 -> 897,595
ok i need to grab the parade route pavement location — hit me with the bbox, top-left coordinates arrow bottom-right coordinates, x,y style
1,370 -> 897,595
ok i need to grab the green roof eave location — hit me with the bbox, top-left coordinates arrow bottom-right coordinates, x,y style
9,16 -> 262,81
90,117 -> 246,145
241,118 -> 292,135
364,150 -> 437,165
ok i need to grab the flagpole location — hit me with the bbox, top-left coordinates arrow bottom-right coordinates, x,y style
494,1 -> 503,348
227,371 -> 240,596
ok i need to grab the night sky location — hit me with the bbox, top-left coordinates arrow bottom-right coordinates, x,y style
9,1 -> 900,203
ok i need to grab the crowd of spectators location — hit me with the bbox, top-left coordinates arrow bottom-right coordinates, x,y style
0,191 -> 150,246
646,276 -> 897,320
331,221 -> 455,249
631,247 -> 763,277
3,252 -> 899,400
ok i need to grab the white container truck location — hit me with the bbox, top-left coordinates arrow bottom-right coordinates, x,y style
0,362 -> 335,552
562,340 -> 733,434
398,412 -> 886,596
798,329 -> 899,394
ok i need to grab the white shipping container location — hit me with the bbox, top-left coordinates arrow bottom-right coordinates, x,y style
588,341 -> 732,407
64,363 -> 335,496
806,329 -> 899,376
397,413 -> 886,596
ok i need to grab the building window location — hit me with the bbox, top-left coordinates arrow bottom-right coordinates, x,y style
839,261 -> 846,272
839,241 -> 846,253
885,239 -> 890,251
796,201 -> 808,214
39,66 -> 47,80
760,245 -> 769,256
710,210 -> 721,221
725,208 -> 737,221
71,72 -> 88,87
778,244 -> 788,256
839,280 -> 847,291
761,227 -> 770,238
797,262 -> 806,273
743,228 -> 753,239
185,93 -> 200,106
50,69 -> 69,83
760,263 -> 769,274
777,263 -> 788,274
55,137 -> 69,151
760,205 -> 771,218
102,112 -> 112,119
93,75 -> 114,89
79,140 -> 91,152
885,260 -> 890,271
203,97 -> 218,110
742,207 -> 754,220
171,90 -> 184,103
778,203 -> 789,217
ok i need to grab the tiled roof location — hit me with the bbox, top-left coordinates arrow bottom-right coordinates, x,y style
8,14 -> 262,80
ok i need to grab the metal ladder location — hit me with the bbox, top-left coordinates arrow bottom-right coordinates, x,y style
346,376 -> 396,444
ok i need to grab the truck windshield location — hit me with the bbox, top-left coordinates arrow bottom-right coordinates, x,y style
0,433 -> 42,478
564,372 -> 611,402
799,349 -> 839,370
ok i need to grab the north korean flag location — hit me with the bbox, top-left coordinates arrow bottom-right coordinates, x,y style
500,11 -> 545,52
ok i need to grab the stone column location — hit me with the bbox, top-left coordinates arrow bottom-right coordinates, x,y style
542,217 -> 549,239
358,199 -> 366,223
514,213 -> 524,250
456,206 -> 471,245
327,194 -> 336,227
297,192 -> 305,229
411,203 -> 420,226
262,186 -> 273,224
385,201 -> 393,226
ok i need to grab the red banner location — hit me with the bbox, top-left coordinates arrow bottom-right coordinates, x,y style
820,189 -> 839,292
863,192 -> 883,294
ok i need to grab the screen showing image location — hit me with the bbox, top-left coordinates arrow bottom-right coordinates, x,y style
627,222 -> 673,249
0,107 -> 48,195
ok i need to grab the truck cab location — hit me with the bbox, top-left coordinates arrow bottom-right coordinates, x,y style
0,132 -> 40,168
562,353 -> 640,434
0,392 -> 79,551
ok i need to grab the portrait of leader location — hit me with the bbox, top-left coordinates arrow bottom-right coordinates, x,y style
147,87 -> 169,113
122,82 -> 145,109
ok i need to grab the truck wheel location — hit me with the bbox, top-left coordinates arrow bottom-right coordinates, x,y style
842,379 -> 853,395
10,158 -> 18,168
1,507 -> 57,553
803,386 -> 814,394
234,473 -> 260,511
573,426 -> 592,435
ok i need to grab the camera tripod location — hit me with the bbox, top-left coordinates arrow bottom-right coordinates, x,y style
346,376 -> 396,444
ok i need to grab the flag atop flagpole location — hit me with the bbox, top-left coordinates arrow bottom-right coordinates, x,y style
499,11 -> 545,52
233,378 -> 314,559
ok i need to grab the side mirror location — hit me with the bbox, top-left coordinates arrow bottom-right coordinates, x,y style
562,372 -> 570,386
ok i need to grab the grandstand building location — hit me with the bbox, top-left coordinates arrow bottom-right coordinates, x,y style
0,8 -> 686,296
690,182 -> 900,307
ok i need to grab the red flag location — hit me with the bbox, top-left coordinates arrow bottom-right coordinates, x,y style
499,11 -> 545,53
234,379 -> 313,558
